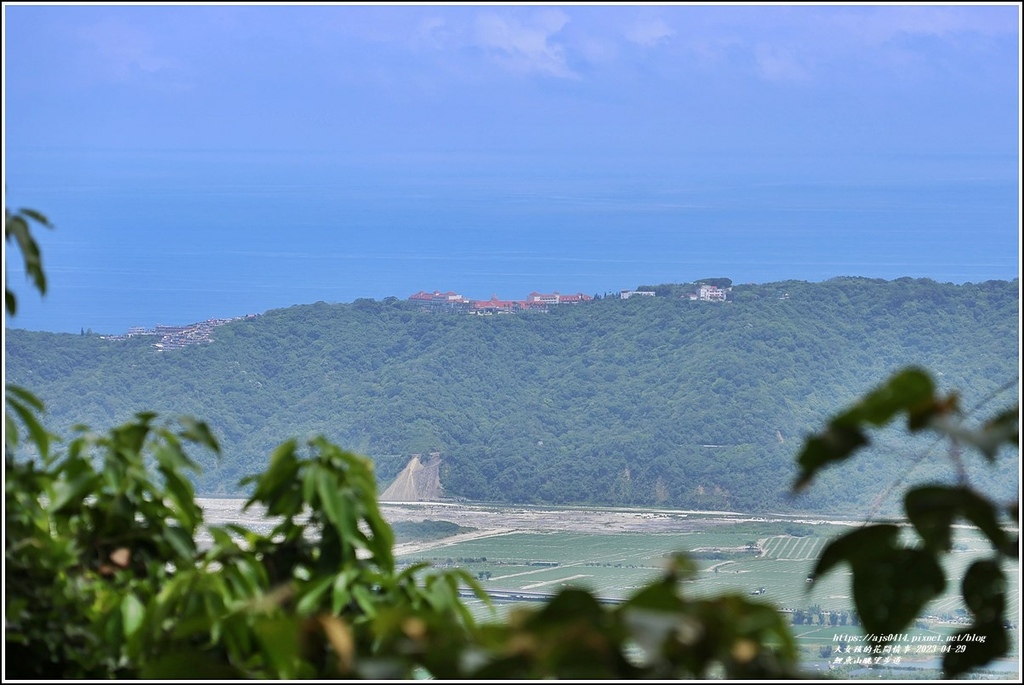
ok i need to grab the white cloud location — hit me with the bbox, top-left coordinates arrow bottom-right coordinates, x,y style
755,44 -> 811,83
474,10 -> 577,78
625,18 -> 675,47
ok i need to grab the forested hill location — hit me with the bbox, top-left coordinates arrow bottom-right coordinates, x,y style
5,277 -> 1019,516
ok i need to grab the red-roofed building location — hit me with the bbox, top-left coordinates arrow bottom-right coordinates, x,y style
471,295 -> 517,314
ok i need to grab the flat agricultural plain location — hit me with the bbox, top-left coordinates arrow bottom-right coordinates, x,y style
198,498 -> 1020,679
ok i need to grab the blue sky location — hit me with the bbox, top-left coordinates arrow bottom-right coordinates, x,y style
3,3 -> 1021,333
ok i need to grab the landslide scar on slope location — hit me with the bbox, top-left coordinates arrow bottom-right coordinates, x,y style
380,452 -> 443,502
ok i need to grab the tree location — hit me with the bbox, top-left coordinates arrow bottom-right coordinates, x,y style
4,206 -> 802,679
794,367 -> 1018,677
5,206 -> 1018,679
5,207 -> 55,469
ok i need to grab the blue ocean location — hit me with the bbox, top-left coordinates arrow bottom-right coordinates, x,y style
5,150 -> 1019,334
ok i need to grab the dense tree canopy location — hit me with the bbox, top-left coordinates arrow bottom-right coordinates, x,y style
5,277 -> 1018,514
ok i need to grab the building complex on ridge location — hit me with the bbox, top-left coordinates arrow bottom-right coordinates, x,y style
408,290 -> 594,314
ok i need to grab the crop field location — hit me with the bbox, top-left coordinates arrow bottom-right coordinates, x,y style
199,498 -> 1018,678
396,521 -> 1019,678
398,528 -> 853,610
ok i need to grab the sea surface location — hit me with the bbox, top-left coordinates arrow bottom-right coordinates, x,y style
6,150 -> 1019,334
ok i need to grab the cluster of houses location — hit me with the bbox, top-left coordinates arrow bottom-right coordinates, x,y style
408,290 -> 595,314
409,284 -> 731,313
102,314 -> 259,350
103,283 -> 733,350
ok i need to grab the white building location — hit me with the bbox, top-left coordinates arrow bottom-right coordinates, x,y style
697,284 -> 728,302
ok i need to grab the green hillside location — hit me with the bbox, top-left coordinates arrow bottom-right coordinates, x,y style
5,277 -> 1018,515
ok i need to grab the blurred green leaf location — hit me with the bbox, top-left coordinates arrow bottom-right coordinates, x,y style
624,575 -> 685,614
810,524 -> 901,583
296,575 -> 335,615
120,593 -> 145,638
178,416 -> 221,454
905,485 -> 1013,556
5,206 -> 53,313
961,559 -> 1005,622
352,585 -> 378,618
140,648 -> 243,679
162,526 -> 196,561
812,524 -> 947,639
6,384 -> 52,459
49,471 -> 101,514
316,473 -> 359,553
247,439 -> 301,517
943,620 -> 1008,677
851,547 -> 945,640
794,367 -> 940,490
6,383 -> 45,410
332,569 -> 358,614
529,587 -> 604,628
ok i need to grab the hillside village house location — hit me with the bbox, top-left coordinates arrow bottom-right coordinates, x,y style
688,284 -> 730,302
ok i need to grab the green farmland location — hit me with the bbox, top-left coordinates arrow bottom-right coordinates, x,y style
396,520 -> 1019,679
